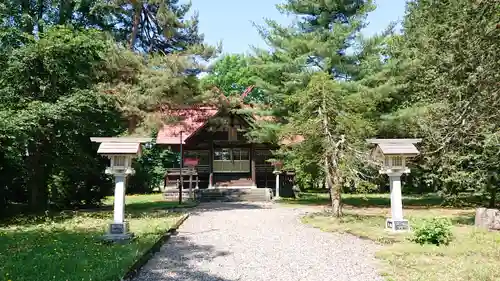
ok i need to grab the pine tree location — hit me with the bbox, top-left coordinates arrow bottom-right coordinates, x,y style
248,0 -> 393,215
0,0 -> 214,58
383,0 -> 500,207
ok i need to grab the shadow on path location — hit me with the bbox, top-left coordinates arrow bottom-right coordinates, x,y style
133,234 -> 235,281
188,202 -> 270,215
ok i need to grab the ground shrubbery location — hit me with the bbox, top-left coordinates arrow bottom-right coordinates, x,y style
411,217 -> 454,246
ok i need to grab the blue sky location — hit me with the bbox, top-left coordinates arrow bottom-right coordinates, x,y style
190,0 -> 408,55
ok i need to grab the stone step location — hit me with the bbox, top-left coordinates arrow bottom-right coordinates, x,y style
195,188 -> 272,202
163,188 -> 272,202
215,179 -> 255,187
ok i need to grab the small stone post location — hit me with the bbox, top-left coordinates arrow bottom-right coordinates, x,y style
274,171 -> 280,199
105,172 -> 133,241
113,174 -> 126,224
272,160 -> 283,200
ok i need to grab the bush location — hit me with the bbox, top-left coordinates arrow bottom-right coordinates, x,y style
127,134 -> 177,194
411,217 -> 454,246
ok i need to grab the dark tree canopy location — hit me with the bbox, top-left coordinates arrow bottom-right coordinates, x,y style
0,0 -> 207,55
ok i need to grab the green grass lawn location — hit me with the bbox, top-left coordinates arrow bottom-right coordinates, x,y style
298,192 -> 500,281
0,193 -> 192,281
278,190 -> 477,208
103,193 -> 198,211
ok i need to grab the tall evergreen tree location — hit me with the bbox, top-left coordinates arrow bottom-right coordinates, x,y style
384,0 -> 500,207
248,0 -> 386,215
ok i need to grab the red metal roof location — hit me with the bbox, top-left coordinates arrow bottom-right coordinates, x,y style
156,87 -> 304,145
156,106 -> 219,144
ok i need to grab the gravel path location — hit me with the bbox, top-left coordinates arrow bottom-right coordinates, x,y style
132,202 -> 383,281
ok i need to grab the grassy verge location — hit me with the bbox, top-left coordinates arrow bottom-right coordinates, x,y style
0,193 -> 191,281
299,192 -> 500,281
103,193 -> 198,211
279,191 -> 459,208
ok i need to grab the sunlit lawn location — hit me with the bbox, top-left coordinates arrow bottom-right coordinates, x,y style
279,191 -> 462,208
298,192 -> 500,281
103,193 -> 198,211
0,193 -> 191,281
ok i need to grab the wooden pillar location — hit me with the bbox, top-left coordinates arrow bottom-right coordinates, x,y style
251,143 -> 256,187
209,139 -> 214,188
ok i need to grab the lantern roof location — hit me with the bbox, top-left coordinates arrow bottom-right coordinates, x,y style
90,137 -> 152,143
96,142 -> 141,155
367,139 -> 421,156
90,137 -> 151,155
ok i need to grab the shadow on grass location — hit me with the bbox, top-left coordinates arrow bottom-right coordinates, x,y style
87,200 -> 198,213
343,194 -> 445,208
282,191 -> 462,209
450,214 -> 475,225
0,204 -> 178,227
1,200 -> 268,228
0,197 -> 195,227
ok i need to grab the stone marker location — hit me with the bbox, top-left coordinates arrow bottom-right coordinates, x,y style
475,207 -> 500,231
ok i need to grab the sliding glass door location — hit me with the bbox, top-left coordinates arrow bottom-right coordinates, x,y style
213,148 -> 250,172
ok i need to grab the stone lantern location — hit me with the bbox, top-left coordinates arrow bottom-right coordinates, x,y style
367,138 -> 422,231
90,137 -> 151,241
272,160 -> 283,200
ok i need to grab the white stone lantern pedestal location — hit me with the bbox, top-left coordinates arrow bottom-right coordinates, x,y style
367,139 -> 422,232
385,171 -> 409,231
272,161 -> 283,200
91,137 -> 151,242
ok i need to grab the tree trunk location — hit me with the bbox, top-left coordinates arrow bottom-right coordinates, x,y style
20,0 -> 34,34
37,0 -> 45,33
129,1 -> 142,50
320,91 -> 344,217
128,115 -> 138,134
488,183 -> 497,208
27,140 -> 48,212
324,156 -> 342,217
331,183 -> 342,216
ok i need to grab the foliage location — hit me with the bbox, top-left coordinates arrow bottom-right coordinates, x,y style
411,217 -> 454,246
0,0 -> 220,216
0,27 -> 126,212
248,0 -> 393,215
127,131 -> 178,194
382,0 -> 500,207
247,0 -> 500,211
97,45 -> 210,134
201,54 -> 265,103
0,0 -> 215,58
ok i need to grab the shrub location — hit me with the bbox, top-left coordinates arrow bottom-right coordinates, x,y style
411,217 -> 454,246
